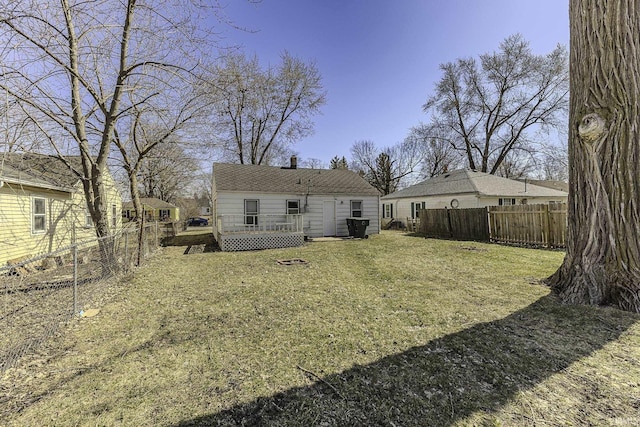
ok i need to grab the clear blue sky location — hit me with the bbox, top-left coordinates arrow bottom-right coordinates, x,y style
217,0 -> 569,165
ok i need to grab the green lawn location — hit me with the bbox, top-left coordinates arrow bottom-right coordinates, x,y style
2,231 -> 639,426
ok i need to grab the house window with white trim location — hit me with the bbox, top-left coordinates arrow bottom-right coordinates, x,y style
350,200 -> 363,217
411,201 -> 425,219
85,208 -> 93,228
383,203 -> 393,219
286,200 -> 300,215
112,204 -> 117,227
245,199 -> 259,225
32,197 -> 47,233
498,198 -> 516,206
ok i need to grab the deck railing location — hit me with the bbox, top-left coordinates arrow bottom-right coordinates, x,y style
216,214 -> 304,235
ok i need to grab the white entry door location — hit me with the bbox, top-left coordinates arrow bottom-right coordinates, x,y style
323,200 -> 336,236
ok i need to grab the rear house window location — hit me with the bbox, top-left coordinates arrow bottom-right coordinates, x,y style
499,198 -> 516,206
350,200 -> 363,217
287,200 -> 300,215
245,199 -> 259,225
32,197 -> 47,233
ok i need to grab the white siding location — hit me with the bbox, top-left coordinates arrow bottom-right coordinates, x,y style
382,194 -> 568,227
477,196 -> 567,206
215,191 -> 379,238
382,194 -> 481,225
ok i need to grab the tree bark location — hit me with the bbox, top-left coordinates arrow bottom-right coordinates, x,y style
128,172 -> 148,266
547,0 -> 640,312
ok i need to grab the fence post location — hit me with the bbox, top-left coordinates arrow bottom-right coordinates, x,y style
124,230 -> 129,270
542,204 -> 551,248
485,207 -> 490,242
73,243 -> 78,316
137,215 -> 145,266
155,221 -> 159,250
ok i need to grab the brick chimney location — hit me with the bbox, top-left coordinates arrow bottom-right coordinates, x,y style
290,155 -> 297,169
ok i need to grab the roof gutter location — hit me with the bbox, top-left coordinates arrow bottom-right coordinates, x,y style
0,177 -> 74,193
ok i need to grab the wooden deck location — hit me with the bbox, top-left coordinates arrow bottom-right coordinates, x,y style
214,214 -> 304,251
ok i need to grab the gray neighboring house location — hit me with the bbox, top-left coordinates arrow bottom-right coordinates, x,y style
212,158 -> 380,251
381,169 -> 568,227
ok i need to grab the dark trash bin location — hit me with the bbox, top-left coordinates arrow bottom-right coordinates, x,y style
347,217 -> 370,239
346,217 -> 356,237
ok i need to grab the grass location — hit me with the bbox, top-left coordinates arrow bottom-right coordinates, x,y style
2,231 -> 639,426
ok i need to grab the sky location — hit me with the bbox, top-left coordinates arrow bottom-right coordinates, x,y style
217,0 -> 569,165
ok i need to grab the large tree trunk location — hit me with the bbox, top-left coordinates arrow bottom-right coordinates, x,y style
547,0 -> 640,312
127,172 -> 148,266
79,159 -> 117,278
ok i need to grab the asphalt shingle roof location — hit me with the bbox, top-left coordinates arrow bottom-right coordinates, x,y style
0,152 -> 84,192
521,179 -> 569,192
381,169 -> 568,199
213,163 -> 380,196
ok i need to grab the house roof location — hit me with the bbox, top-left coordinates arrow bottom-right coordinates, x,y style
212,163 -> 380,196
122,197 -> 179,209
0,152 -> 84,193
520,179 -> 569,193
381,169 -> 568,200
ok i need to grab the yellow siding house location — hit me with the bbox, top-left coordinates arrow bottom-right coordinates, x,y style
0,153 -> 122,266
122,197 -> 180,222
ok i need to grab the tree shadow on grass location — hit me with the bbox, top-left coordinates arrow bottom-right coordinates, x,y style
174,295 -> 639,426
160,230 -> 220,253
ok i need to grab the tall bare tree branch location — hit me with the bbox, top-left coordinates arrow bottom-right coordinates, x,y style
203,51 -> 326,165
423,34 -> 569,175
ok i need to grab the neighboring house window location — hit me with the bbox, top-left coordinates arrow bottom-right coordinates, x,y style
32,197 -> 47,233
350,200 -> 363,217
498,198 -> 516,206
159,209 -> 170,220
411,202 -> 425,219
383,203 -> 393,218
287,200 -> 300,215
85,208 -> 93,227
245,199 -> 259,225
112,204 -> 117,227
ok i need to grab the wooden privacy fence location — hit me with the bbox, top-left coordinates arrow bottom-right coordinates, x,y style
488,203 -> 567,248
419,207 -> 490,241
418,203 -> 567,248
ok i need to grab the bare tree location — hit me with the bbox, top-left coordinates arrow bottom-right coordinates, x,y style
536,140 -> 569,181
0,0 -> 214,267
0,100 -> 48,152
193,172 -> 212,210
546,0 -> 640,313
424,34 -> 569,175
493,150 -> 538,179
404,123 -> 463,178
112,84 -> 205,226
137,143 -> 198,204
301,158 -> 326,169
351,140 -> 423,195
203,52 -> 326,165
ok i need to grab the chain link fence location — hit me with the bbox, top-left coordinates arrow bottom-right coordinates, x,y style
0,223 -> 160,372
